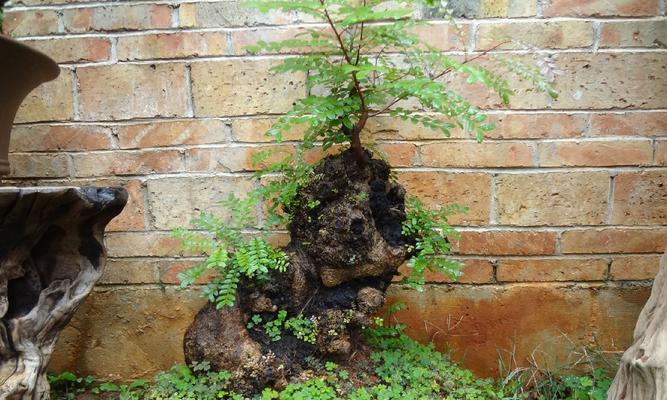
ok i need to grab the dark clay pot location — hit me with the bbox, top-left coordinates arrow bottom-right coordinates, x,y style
0,35 -> 60,175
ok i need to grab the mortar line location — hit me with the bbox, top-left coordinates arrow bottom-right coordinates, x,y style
9,109 -> 667,128
606,174 -> 616,225
170,3 -> 179,28
141,179 -> 152,232
69,69 -> 81,121
652,138 -> 658,165
185,64 -> 195,118
591,21 -> 601,52
110,36 -> 119,63
468,21 -> 478,53
489,174 -> 498,225
536,0 -> 544,17
101,253 -> 666,262
102,225 -> 667,234
56,9 -> 65,33
10,166 -> 667,182
8,17 -> 667,40
89,280 -> 656,292
583,112 -> 593,137
109,126 -> 120,149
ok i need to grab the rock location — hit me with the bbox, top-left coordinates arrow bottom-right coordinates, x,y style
183,149 -> 410,394
0,187 -> 126,400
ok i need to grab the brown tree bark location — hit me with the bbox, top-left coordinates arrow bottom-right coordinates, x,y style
0,187 -> 127,400
183,149 -> 410,395
608,250 -> 667,400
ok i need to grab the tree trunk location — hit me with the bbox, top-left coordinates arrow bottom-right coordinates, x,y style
608,250 -> 667,400
0,187 -> 127,400
184,149 -> 410,395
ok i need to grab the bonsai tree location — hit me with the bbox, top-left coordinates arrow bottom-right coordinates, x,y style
175,0 -> 557,395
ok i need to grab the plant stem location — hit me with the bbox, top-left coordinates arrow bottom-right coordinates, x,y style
320,0 -> 369,166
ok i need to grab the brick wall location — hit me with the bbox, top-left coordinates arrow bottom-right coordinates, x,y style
2,0 -> 666,380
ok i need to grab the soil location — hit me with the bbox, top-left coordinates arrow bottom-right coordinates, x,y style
183,149 -> 412,395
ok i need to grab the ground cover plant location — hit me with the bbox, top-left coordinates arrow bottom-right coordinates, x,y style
171,0 -> 560,395
49,321 -> 615,399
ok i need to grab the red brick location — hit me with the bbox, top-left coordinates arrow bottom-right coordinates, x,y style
610,255 -> 662,280
543,0 -> 658,16
105,232 -> 185,258
375,143 -> 417,167
496,172 -> 609,226
363,115 -> 468,140
539,139 -> 653,167
175,1 -> 315,28
591,112 -> 667,136
600,20 -> 667,48
146,176 -> 256,229
561,228 -> 667,254
21,38 -> 112,64
101,259 -> 158,284
230,27 -> 311,55
77,64 -> 189,121
420,142 -> 534,168
397,171 -> 491,225
118,120 -> 228,149
231,117 -> 306,142
496,258 -> 608,282
8,153 -> 69,178
412,23 -> 469,51
3,10 -> 59,37
656,140 -> 667,166
455,231 -> 557,256
484,113 -> 588,140
9,125 -> 112,152
158,260 -> 204,284
185,145 -> 294,172
394,259 -> 493,284
386,284 -> 648,377
453,53 -> 667,110
117,32 -> 228,61
63,4 -> 172,33
191,59 -> 306,117
49,287 -> 204,381
72,150 -> 183,177
15,72 -> 73,123
476,21 -> 593,50
612,171 -> 667,225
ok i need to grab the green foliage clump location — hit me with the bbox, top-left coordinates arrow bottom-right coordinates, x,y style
402,197 -> 466,290
247,310 -> 318,344
173,194 -> 288,309
285,314 -> 318,344
49,324 -> 615,400
48,372 -> 95,400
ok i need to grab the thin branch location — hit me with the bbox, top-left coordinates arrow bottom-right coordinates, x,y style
319,0 -> 367,113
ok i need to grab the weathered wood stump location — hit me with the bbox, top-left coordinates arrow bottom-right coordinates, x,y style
608,250 -> 667,400
0,187 -> 127,400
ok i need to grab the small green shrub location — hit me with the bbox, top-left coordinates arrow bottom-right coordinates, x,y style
50,324 -> 616,400
48,371 -> 95,400
402,197 -> 467,290
173,194 -> 288,309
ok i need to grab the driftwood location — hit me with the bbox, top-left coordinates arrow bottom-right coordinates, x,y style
0,187 -> 127,400
608,250 -> 667,400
